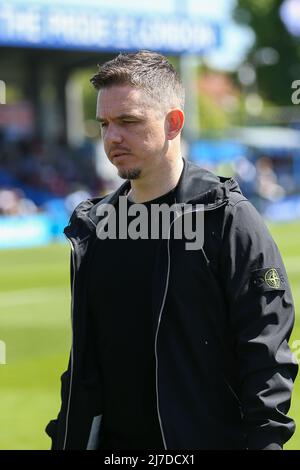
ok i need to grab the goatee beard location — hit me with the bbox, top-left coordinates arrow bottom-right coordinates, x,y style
118,168 -> 141,180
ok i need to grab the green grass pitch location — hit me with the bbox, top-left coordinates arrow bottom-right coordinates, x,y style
0,221 -> 299,449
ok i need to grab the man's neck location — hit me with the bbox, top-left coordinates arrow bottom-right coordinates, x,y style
128,157 -> 184,203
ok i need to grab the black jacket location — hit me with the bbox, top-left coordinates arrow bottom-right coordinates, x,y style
46,159 -> 298,450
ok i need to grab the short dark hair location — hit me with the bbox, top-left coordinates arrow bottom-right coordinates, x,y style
90,50 -> 185,110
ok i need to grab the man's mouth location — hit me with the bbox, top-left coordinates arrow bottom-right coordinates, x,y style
110,151 -> 131,161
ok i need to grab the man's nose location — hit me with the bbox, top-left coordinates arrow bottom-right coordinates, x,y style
104,124 -> 123,144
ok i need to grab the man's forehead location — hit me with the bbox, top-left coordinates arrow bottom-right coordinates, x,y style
98,85 -> 146,106
97,85 -> 154,116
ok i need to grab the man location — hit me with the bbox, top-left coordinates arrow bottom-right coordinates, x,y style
46,50 -> 298,450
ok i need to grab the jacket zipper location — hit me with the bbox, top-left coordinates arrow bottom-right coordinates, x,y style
154,199 -> 228,450
63,234 -> 76,450
223,376 -> 242,406
154,225 -> 173,450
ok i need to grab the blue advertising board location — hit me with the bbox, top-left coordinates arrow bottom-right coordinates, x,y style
0,214 -> 53,249
0,0 -> 221,54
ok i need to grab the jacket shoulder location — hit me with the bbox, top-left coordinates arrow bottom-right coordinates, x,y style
68,195 -> 110,224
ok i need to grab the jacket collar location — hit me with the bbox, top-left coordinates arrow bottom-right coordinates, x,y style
65,158 -> 242,237
173,158 -> 236,204
88,158 -> 240,225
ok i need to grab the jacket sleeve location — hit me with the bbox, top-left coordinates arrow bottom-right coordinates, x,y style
45,363 -> 71,449
45,252 -> 74,450
220,199 -> 298,450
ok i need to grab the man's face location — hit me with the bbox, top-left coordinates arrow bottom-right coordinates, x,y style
96,85 -> 168,179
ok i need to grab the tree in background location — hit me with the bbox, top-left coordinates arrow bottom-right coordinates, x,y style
234,0 -> 300,106
198,67 -> 242,135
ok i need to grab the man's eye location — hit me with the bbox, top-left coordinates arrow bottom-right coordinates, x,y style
100,122 -> 108,128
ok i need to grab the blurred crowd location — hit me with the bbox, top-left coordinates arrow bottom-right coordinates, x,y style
0,129 -> 292,218
0,188 -> 37,216
0,132 -> 110,216
0,133 -> 100,193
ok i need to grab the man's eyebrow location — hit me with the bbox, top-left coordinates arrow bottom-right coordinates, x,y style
96,114 -> 143,122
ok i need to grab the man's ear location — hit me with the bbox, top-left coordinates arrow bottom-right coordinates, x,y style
165,109 -> 185,140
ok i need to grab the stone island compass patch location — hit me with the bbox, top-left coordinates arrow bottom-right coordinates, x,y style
265,268 -> 281,288
250,267 -> 285,292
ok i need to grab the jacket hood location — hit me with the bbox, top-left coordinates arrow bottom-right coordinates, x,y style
67,158 -> 242,231
172,158 -> 241,205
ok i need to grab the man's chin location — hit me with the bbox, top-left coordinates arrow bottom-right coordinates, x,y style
118,167 -> 141,180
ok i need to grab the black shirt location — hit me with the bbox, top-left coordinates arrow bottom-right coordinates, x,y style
88,187 -> 176,449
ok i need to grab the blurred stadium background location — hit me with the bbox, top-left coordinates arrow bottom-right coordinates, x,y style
0,0 -> 299,449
